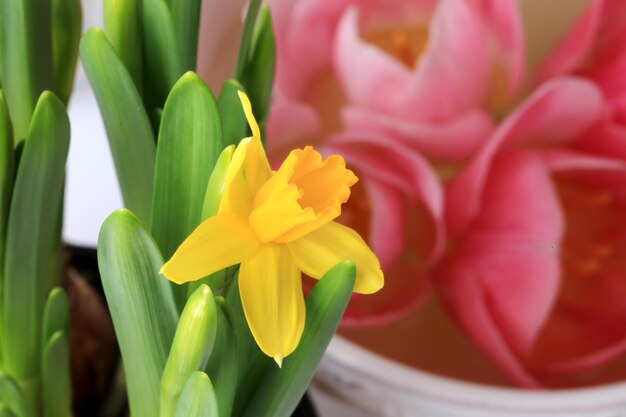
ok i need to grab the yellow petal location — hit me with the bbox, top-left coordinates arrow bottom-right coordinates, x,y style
161,213 -> 260,284
288,221 -> 384,294
239,243 -> 305,361
238,90 -> 260,141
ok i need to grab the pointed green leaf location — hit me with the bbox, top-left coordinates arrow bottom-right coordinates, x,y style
171,0 -> 202,70
0,92 -> 14,294
2,92 -> 69,390
0,405 -> 17,417
174,372 -> 219,417
0,374 -> 28,417
104,0 -> 142,92
80,29 -> 156,224
160,285 -> 217,417
41,287 -> 70,355
201,145 -> 234,220
205,297 -> 237,417
98,209 -> 178,417
242,261 -> 356,417
52,0 -> 81,104
218,80 -> 248,147
242,5 -> 275,126
143,0 -> 183,107
42,331 -> 71,417
151,72 -> 222,261
0,0 -> 54,140
234,0 -> 262,81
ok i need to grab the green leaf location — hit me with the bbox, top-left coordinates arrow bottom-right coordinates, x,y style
98,209 -> 178,417
0,405 -> 17,417
103,0 -> 143,92
218,80 -> 248,147
80,29 -> 156,225
2,92 -> 69,396
41,288 -> 70,354
201,145 -> 234,220
233,0 -> 262,82
52,0 -> 81,105
0,0 -> 54,140
151,72 -> 222,307
174,372 -> 219,417
151,72 -> 222,261
143,0 -> 183,107
160,285 -> 217,417
41,331 -> 71,417
0,92 -> 14,292
171,0 -> 202,71
242,5 -> 275,126
205,298 -> 237,417
0,374 -> 29,417
242,261 -> 356,417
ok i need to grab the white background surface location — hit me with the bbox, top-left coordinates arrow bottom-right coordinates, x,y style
63,2 -> 122,247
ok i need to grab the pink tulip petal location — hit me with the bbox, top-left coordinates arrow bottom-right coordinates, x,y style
469,0 -> 525,98
349,0 -> 437,28
575,120 -> 626,162
446,78 -> 604,234
342,105 -> 494,161
410,0 -> 493,121
333,7 -> 417,118
437,259 -> 539,387
519,150 -> 626,374
535,0 -> 605,84
438,152 -> 563,386
271,0 -> 351,96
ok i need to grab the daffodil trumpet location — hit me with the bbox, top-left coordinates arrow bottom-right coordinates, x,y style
161,91 -> 384,365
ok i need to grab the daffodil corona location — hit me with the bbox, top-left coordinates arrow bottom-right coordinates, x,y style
160,92 -> 384,365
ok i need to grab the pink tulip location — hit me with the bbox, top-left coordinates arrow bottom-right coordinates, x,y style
265,0 -> 525,324
442,78 -> 605,386
437,0 -> 626,386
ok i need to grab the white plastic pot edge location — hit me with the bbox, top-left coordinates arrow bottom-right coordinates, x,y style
316,335 -> 626,414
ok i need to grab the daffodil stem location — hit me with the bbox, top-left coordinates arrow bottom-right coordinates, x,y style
234,0 -> 262,81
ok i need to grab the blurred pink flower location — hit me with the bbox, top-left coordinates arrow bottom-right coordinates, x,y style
265,0 -> 525,325
441,0 -> 626,386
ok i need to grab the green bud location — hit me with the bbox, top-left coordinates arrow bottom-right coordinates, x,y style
160,285 -> 217,417
201,145 -> 235,221
174,372 -> 218,417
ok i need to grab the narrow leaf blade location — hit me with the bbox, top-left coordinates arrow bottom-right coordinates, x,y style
143,0 -> 183,107
0,0 -> 54,139
80,29 -> 156,224
52,0 -> 81,104
103,0 -> 143,92
171,0 -> 202,70
242,5 -> 275,127
217,80 -> 248,147
0,374 -> 29,417
98,209 -> 178,417
42,331 -> 71,417
151,71 -> 222,261
2,91 -> 69,389
205,298 -> 238,417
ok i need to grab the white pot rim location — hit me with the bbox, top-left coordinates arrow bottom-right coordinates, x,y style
320,335 -> 626,413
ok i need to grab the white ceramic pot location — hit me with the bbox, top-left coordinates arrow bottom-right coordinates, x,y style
311,336 -> 626,417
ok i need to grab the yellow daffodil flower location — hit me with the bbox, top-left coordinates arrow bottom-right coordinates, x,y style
160,91 -> 384,366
